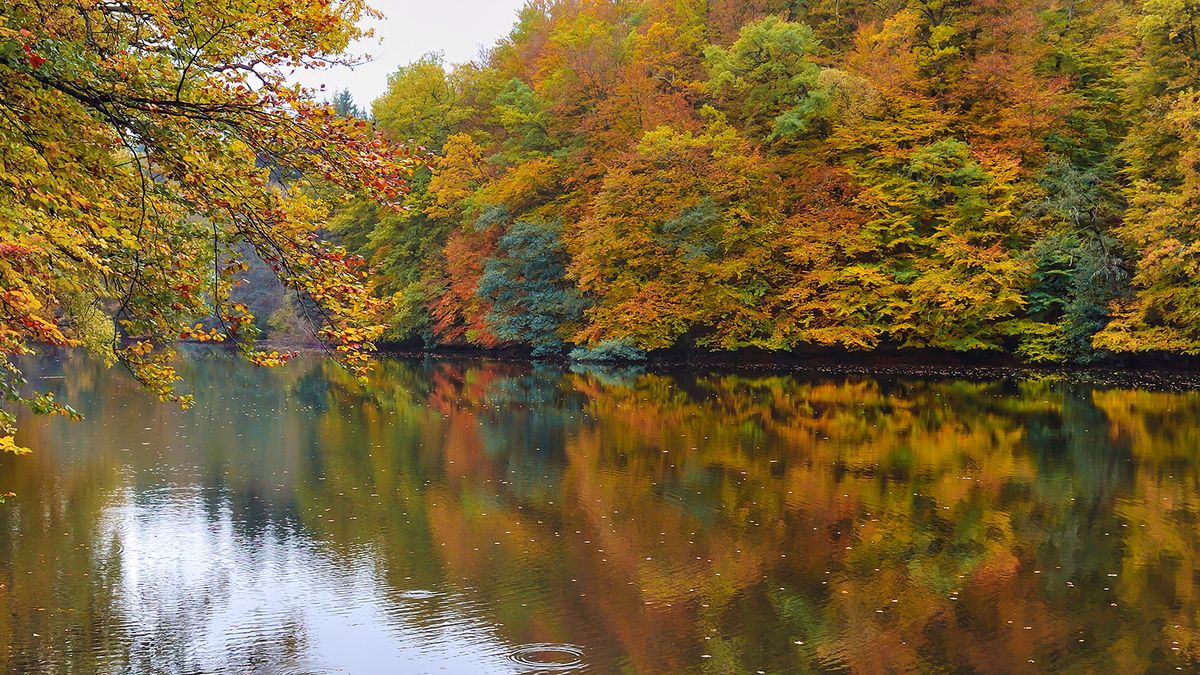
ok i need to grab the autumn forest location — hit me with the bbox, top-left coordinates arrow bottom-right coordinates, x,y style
325,0 -> 1200,365
7,1 -> 1200,672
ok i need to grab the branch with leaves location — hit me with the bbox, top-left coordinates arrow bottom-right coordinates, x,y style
0,0 -> 415,455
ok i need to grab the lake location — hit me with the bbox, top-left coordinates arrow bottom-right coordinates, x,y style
2,353 -> 1199,673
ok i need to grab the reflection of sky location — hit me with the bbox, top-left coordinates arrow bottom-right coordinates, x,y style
96,487 -> 521,674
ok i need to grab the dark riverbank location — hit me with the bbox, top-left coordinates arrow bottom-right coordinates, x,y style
364,342 -> 1200,391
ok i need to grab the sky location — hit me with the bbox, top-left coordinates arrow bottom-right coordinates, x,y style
294,0 -> 529,110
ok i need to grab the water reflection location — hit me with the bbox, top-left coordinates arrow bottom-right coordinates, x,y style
2,354 -> 1200,672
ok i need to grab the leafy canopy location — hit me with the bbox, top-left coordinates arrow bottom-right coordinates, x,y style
0,0 -> 416,453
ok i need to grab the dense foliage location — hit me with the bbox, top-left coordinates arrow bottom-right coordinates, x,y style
0,0 -> 416,454
339,0 -> 1199,364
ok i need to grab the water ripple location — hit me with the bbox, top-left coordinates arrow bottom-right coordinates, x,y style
507,643 -> 586,672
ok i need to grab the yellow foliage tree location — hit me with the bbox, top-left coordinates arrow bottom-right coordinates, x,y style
0,0 -> 415,454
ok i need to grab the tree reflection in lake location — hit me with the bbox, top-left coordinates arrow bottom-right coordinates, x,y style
1,353 -> 1199,673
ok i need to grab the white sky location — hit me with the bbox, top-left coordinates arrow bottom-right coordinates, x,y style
294,0 -> 529,110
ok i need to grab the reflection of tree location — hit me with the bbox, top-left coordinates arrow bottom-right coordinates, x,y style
4,355 -> 1200,671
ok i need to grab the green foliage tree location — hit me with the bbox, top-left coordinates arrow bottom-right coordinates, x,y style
704,18 -> 834,142
1023,159 -> 1127,362
329,88 -> 367,120
478,221 -> 588,357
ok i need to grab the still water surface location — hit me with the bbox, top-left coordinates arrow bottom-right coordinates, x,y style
3,354 -> 1200,673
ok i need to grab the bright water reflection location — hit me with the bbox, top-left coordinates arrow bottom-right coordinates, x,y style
3,353 -> 1200,673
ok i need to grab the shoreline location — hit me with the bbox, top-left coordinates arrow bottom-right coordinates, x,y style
353,344 -> 1200,390
67,342 -> 1196,390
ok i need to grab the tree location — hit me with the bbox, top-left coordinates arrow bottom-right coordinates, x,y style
1092,0 -> 1200,355
1023,159 -> 1128,363
478,221 -> 589,357
704,18 -> 835,142
872,139 -> 1032,351
568,114 -> 785,350
1096,92 -> 1200,354
372,53 -> 473,149
0,0 -> 414,454
330,88 -> 367,120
